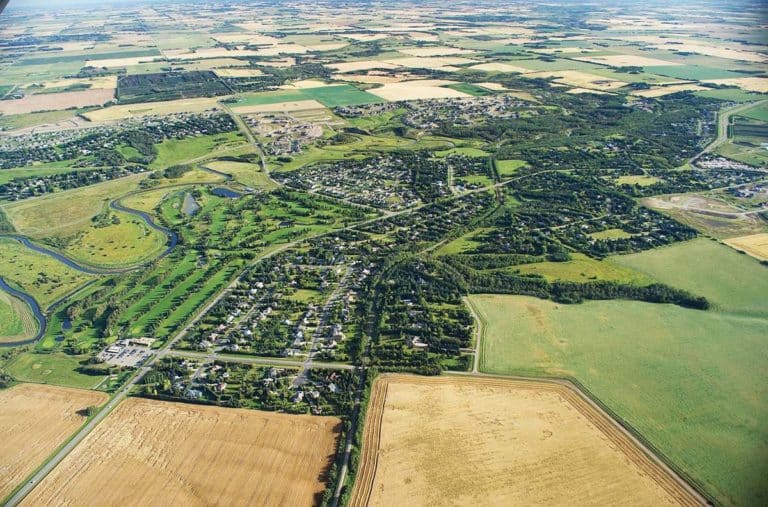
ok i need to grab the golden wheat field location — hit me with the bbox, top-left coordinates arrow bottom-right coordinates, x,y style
0,384 -> 107,500
23,398 -> 341,507
350,375 -> 702,507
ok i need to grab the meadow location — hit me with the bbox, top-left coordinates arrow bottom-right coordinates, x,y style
0,239 -> 95,308
0,290 -> 38,343
150,132 -> 245,169
4,352 -> 107,390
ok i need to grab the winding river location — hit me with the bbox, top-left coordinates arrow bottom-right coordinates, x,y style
0,199 -> 179,347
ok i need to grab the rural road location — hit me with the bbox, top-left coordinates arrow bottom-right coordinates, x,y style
462,296 -> 483,373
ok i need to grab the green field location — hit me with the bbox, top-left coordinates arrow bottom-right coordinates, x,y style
472,294 -> 767,507
203,160 -> 279,190
695,88 -> 767,103
510,252 -> 651,283
471,237 -> 768,506
0,289 -> 38,343
235,84 -> 383,108
4,352 -> 106,389
495,159 -> 527,177
0,239 -> 95,308
643,65 -> 747,81
738,103 -> 768,123
150,132 -> 245,169
611,238 -> 768,317
444,82 -> 492,96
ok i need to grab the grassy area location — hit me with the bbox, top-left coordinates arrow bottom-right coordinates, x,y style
0,108 -> 94,131
435,146 -> 489,157
435,228 -> 491,255
588,228 -> 633,240
695,88 -> 767,103
2,173 -> 148,238
495,159 -> 527,177
610,238 -> 768,317
235,84 -> 382,108
738,103 -> 768,122
643,65 -> 747,81
509,252 -> 651,283
204,160 -> 279,190
59,209 -> 168,269
0,289 -> 38,343
4,352 -> 106,389
472,294 -> 767,507
150,132 -> 245,169
0,238 -> 95,309
0,162 -> 104,186
444,82 -> 492,96
715,139 -> 768,167
615,174 -> 662,186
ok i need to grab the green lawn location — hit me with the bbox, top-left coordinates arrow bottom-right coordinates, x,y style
4,352 -> 106,389
471,237 -> 768,506
495,159 -> 527,177
151,132 -> 245,169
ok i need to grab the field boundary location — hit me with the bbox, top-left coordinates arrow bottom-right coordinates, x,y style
350,373 -> 709,507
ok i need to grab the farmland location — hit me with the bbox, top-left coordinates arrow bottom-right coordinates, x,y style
351,375 -> 699,506
0,383 -> 107,501
472,238 -> 768,506
23,398 -> 341,506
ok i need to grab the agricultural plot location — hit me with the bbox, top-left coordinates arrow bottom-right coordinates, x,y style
351,375 -> 699,506
233,84 -> 382,110
83,97 -> 222,122
642,65 -> 748,81
0,89 -> 114,115
0,383 -> 107,501
23,398 -> 341,506
367,80 -> 472,101
724,233 -> 768,260
473,239 -> 768,507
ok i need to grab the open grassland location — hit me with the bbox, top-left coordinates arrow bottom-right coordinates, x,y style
120,187 -> 182,214
0,290 -> 38,343
510,252 -> 652,283
0,239 -> 94,309
2,173 -> 147,238
59,210 -> 167,269
0,108 -> 92,132
23,398 -> 341,506
472,239 -> 768,507
723,233 -> 768,260
150,132 -> 245,169
351,375 -> 698,507
611,238 -> 768,317
0,383 -> 107,501
204,160 -> 278,190
4,353 -> 106,390
83,97 -> 222,122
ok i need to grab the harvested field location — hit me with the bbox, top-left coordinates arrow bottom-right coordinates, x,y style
83,97 -> 221,121
332,74 -> 412,84
631,84 -> 707,98
367,80 -> 471,101
0,89 -> 114,115
85,56 -> 163,68
524,70 -> 628,91
328,61 -> 402,73
702,77 -> 768,93
723,232 -> 768,260
398,46 -> 476,57
469,62 -> 531,74
23,398 -> 341,507
0,383 -> 107,500
230,99 -> 326,114
576,54 -> 678,67
351,374 -> 700,507
381,56 -> 478,70
475,82 -> 508,91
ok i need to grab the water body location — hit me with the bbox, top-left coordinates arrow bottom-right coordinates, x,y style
0,277 -> 46,345
182,192 -> 200,216
211,187 -> 242,199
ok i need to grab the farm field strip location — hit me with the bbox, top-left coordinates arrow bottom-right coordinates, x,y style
350,374 -> 703,507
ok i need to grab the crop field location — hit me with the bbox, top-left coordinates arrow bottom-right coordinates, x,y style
24,398 -> 341,506
351,374 -> 698,507
0,239 -> 94,309
0,383 -> 107,501
367,80 -> 472,101
82,97 -> 222,122
233,84 -> 382,109
723,233 -> 768,260
0,89 -> 114,115
642,65 -> 747,81
472,239 -> 768,507
0,290 -> 37,343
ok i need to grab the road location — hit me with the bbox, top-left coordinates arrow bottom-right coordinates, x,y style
462,296 -> 483,373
